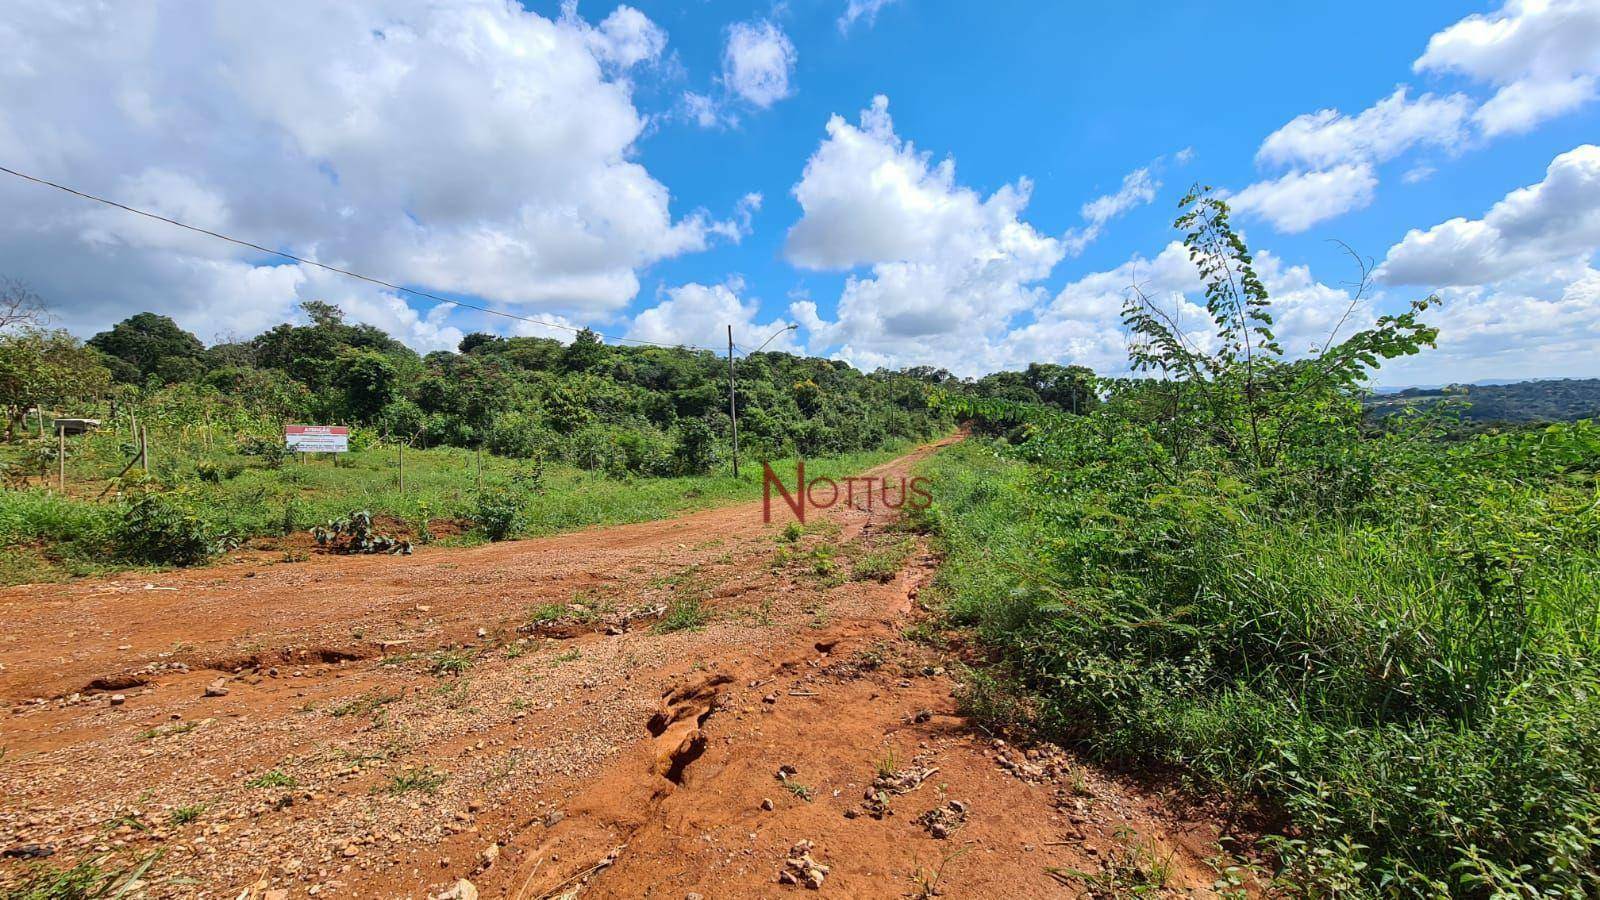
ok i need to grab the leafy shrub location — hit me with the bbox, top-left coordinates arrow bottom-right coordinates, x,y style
311,510 -> 411,555
113,491 -> 217,566
925,189 -> 1600,896
193,459 -> 241,483
512,455 -> 546,494
611,426 -> 673,477
237,434 -> 291,469
277,500 -> 298,536
485,410 -> 556,459
561,424 -> 619,473
474,490 -> 523,542
672,418 -> 716,474
412,502 -> 434,545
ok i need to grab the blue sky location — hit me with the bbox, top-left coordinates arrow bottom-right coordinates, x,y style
2,0 -> 1598,383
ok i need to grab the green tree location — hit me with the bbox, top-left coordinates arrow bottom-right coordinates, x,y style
0,328 -> 113,438
1023,363 -> 1097,413
87,312 -> 207,383
560,328 -> 606,373
672,418 -> 715,474
331,349 -> 399,423
458,332 -> 503,354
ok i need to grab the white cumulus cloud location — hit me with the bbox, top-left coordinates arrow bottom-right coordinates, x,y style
1226,164 -> 1379,234
629,280 -> 797,351
1255,87 -> 1472,170
722,20 -> 797,109
564,2 -> 668,70
1231,88 -> 1467,234
1415,0 -> 1600,137
0,0 -> 745,349
1380,144 -> 1600,286
782,95 -> 1063,371
1376,145 -> 1600,383
1063,165 -> 1162,256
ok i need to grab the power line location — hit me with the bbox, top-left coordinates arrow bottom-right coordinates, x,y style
0,163 -> 722,352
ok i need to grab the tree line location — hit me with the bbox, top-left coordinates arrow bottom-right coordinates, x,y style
0,282 -> 1098,476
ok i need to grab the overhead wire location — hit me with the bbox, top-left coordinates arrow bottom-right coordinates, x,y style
0,163 -> 726,352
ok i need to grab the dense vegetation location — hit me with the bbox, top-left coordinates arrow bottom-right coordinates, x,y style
1367,377 -> 1600,425
922,190 -> 1600,895
11,297 -> 952,465
0,288 -> 975,579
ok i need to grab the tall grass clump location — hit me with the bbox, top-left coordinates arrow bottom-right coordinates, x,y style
925,187 -> 1600,896
0,489 -> 111,546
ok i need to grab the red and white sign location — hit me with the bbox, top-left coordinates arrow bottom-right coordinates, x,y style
285,424 -> 350,453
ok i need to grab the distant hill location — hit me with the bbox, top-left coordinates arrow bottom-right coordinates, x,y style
1365,378 -> 1600,423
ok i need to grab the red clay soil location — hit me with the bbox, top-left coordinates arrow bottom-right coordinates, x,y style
0,438 -> 1242,898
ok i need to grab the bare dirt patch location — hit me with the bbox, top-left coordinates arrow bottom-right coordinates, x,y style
1,437 -> 1243,898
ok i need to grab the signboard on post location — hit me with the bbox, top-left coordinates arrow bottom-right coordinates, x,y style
285,425 -> 349,453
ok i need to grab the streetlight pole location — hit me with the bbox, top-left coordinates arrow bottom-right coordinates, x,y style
727,323 -> 798,480
728,325 -> 738,478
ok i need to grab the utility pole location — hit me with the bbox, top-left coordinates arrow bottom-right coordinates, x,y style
726,323 -> 798,480
728,325 -> 739,478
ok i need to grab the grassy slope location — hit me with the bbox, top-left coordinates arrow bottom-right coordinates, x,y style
914,438 -> 1600,896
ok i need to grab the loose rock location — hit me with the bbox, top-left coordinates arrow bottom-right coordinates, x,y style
430,879 -> 478,900
915,800 -> 969,839
779,840 -> 828,890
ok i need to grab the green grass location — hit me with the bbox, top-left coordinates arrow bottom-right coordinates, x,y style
167,804 -> 206,826
244,770 -> 296,789
1046,829 -> 1173,895
921,435 -> 1600,897
0,431 -> 921,585
527,598 -> 602,628
138,721 -> 198,741
428,650 -> 475,677
652,597 -> 710,634
328,691 -> 399,718
874,748 -> 900,779
0,852 -> 161,900
853,536 -> 916,582
383,768 -> 447,795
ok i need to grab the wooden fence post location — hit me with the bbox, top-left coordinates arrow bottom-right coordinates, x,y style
398,442 -> 406,495
57,424 -> 65,493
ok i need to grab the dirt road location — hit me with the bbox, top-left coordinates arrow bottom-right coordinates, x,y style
1,439 -> 1231,898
